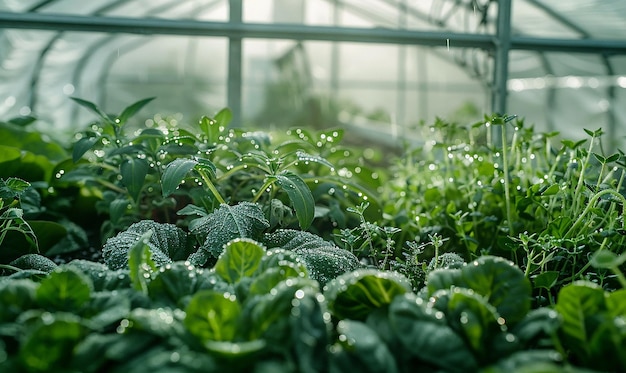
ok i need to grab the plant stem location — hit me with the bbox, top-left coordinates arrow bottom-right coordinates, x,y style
500,122 -> 514,235
197,169 -> 226,204
563,188 -> 626,239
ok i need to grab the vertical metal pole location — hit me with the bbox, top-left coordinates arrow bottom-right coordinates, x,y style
396,0 -> 407,139
330,0 -> 340,107
492,0 -> 512,144
492,0 -> 511,116
228,0 -> 243,126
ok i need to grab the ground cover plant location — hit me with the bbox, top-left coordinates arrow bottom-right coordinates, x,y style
0,98 -> 625,372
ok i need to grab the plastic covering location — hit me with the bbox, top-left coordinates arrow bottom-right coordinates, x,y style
0,0 -> 625,147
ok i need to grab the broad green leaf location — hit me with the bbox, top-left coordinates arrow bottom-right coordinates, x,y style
161,158 -> 197,197
426,268 -> 463,294
245,277 -> 319,341
36,267 -> 93,311
389,293 -> 478,372
120,158 -> 149,202
19,313 -> 83,372
248,262 -> 305,296
184,289 -> 241,342
72,136 -> 99,162
189,202 -> 270,264
555,281 -> 606,360
276,171 -> 315,230
70,97 -> 114,123
329,320 -> 399,373
324,269 -> 412,320
127,230 -> 157,293
446,288 -> 507,360
460,256 -> 531,324
289,286 -> 330,373
116,97 -> 155,125
214,238 -> 266,284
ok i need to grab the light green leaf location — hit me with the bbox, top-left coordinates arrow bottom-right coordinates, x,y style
214,238 -> 266,284
184,289 -> 241,342
70,97 -> 114,123
276,171 -> 315,230
161,158 -> 197,197
555,281 -> 605,360
116,97 -> 155,125
214,107 -> 233,128
127,230 -> 157,293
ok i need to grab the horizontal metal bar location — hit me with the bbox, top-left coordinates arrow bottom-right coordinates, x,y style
0,12 -> 625,55
0,11 -> 495,48
511,36 -> 626,55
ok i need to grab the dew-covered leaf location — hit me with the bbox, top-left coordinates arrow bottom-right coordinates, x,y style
214,238 -> 266,284
189,202 -> 269,266
102,220 -> 191,270
275,171 -> 315,230
161,158 -> 197,197
324,269 -> 412,320
9,253 -> 57,273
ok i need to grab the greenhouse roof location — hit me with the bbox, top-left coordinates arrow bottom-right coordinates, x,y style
0,0 -> 625,146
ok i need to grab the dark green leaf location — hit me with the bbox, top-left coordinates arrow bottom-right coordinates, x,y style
161,158 -> 197,197
276,171 -> 315,230
36,267 -> 93,311
72,136 -> 100,162
120,158 -> 149,202
533,271 -> 559,290
324,269 -> 412,320
460,256 -> 531,324
329,320 -> 399,373
109,198 -> 130,225
19,313 -> 83,372
389,293 -> 477,372
116,97 -> 155,125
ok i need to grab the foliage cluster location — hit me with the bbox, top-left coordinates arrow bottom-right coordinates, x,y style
0,98 -> 625,372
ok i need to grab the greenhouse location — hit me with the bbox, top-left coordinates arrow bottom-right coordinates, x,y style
1,1 -> 626,372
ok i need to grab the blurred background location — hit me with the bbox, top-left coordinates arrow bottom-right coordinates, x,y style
0,0 -> 625,147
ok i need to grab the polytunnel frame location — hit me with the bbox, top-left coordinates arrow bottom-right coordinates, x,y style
0,0 -> 626,132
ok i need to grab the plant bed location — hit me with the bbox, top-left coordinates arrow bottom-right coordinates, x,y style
0,99 -> 624,372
